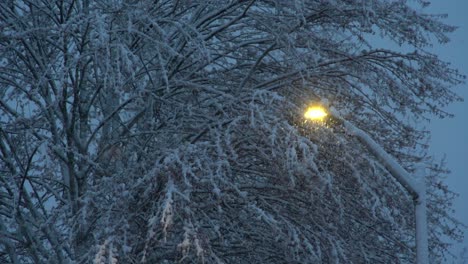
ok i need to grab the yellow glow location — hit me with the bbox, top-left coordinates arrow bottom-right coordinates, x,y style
304,106 -> 328,121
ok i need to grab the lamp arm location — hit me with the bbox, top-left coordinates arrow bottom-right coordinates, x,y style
329,108 -> 428,264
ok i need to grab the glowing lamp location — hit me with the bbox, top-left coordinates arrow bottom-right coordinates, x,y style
304,106 -> 328,121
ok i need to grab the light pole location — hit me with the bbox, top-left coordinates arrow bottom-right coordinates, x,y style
304,105 -> 429,264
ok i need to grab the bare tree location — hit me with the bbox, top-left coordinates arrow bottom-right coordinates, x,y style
0,0 -> 463,263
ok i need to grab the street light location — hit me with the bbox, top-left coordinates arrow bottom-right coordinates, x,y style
304,104 -> 428,264
304,106 -> 328,121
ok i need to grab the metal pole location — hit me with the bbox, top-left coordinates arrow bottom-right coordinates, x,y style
329,109 -> 429,263
415,166 -> 429,264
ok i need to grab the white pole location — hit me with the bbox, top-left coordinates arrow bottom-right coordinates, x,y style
329,109 -> 429,263
415,165 -> 429,264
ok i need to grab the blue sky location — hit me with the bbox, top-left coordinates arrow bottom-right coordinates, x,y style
425,0 -> 468,261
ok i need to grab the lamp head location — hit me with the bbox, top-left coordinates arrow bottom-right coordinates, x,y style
304,105 -> 328,121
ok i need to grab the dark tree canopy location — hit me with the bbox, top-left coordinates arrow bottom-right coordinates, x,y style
0,0 -> 464,263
